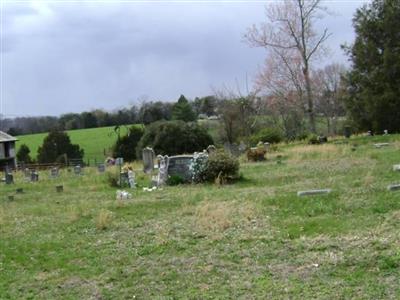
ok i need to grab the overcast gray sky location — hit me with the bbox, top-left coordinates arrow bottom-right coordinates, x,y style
2,0 -> 368,117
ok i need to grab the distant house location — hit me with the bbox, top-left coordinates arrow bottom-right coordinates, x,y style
198,114 -> 208,120
0,131 -> 17,170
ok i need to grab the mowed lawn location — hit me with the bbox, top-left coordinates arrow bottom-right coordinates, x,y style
1,135 -> 400,298
15,125 -> 137,163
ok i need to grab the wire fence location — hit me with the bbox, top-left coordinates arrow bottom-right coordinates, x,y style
15,158 -> 105,171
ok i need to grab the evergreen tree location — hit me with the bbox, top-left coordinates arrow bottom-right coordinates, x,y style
172,95 -> 196,122
37,130 -> 84,163
16,144 -> 32,163
344,0 -> 400,132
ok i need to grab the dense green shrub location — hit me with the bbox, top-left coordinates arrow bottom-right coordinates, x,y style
16,144 -> 32,163
250,127 -> 283,145
137,120 -> 213,157
37,130 -> 84,163
202,150 -> 239,182
112,126 -> 144,161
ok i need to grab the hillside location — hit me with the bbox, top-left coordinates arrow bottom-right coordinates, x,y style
16,125 -> 137,163
2,134 -> 400,298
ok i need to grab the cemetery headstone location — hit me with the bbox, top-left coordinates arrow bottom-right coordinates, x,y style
297,189 -> 331,197
97,163 -> 106,173
119,171 -> 129,187
264,142 -> 270,151
384,129 -> 389,135
30,170 -> 39,182
128,169 -> 136,188
239,141 -> 247,154
344,126 -> 351,138
74,165 -> 82,175
157,155 -> 169,186
207,145 -> 216,155
5,173 -> 13,185
387,184 -> 400,191
115,157 -> 124,166
8,195 -> 14,201
142,147 -> 155,174
393,164 -> 400,172
16,188 -> 23,194
24,168 -> 30,179
167,155 -> 193,182
56,185 -> 63,193
374,143 -> 389,148
50,167 -> 59,178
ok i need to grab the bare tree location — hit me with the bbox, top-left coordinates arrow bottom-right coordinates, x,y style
245,0 -> 330,133
313,63 -> 347,134
214,85 -> 261,143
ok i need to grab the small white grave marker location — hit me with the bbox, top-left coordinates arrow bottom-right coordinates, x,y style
297,189 -> 332,197
387,184 -> 400,191
393,165 -> 400,172
374,143 -> 389,148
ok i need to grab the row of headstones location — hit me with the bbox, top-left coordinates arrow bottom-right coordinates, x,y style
2,164 -> 107,185
299,163 -> 400,196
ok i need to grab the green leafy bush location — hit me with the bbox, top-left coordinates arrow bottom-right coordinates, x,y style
137,120 -> 213,157
202,150 -> 239,182
112,126 -> 144,161
250,127 -> 283,145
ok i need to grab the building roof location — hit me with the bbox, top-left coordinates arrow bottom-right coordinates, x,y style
0,131 -> 17,142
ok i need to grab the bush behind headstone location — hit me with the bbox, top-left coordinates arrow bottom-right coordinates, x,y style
137,120 -> 213,157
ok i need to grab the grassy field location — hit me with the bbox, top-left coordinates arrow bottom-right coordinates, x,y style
15,125 -> 136,163
2,134 -> 400,298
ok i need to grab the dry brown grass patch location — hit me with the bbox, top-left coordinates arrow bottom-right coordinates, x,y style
194,200 -> 259,239
95,209 -> 113,230
286,144 -> 346,161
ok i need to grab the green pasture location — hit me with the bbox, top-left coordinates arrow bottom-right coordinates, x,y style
15,125 -> 138,163
2,134 -> 400,298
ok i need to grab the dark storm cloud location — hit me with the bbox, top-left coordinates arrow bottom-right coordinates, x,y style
2,1 -> 367,117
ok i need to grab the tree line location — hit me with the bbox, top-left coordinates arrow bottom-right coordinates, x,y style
1,95 -> 219,136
